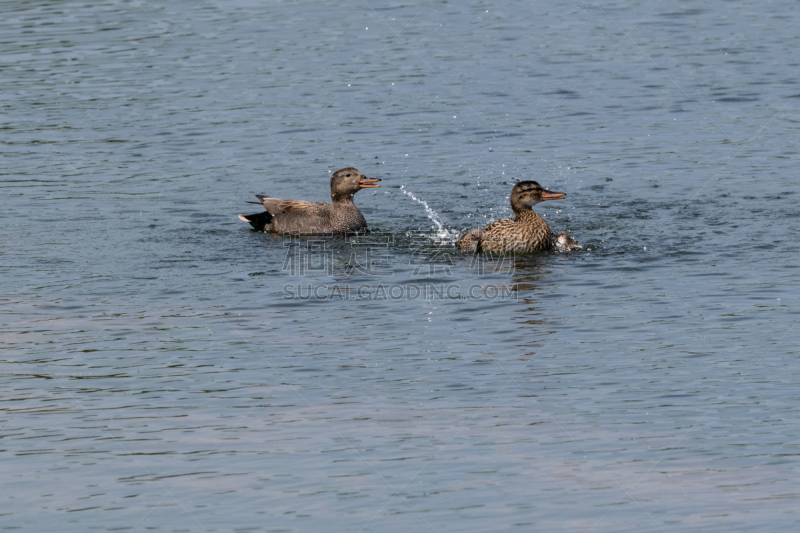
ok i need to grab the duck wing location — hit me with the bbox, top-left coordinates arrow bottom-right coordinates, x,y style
255,195 -> 324,216
455,229 -> 483,250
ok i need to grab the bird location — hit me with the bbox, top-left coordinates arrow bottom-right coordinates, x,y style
238,167 -> 381,234
554,232 -> 583,251
455,180 -> 579,253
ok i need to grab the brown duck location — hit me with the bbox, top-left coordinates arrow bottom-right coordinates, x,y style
238,167 -> 381,234
455,180 -> 580,253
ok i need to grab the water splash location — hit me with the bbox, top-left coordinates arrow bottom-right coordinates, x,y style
399,185 -> 458,243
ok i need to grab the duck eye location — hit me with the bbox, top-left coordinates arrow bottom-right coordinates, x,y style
346,174 -> 351,177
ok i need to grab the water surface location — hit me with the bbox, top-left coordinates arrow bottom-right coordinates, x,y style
2,1 -> 800,531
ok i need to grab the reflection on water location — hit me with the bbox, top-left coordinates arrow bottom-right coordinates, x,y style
3,0 -> 800,531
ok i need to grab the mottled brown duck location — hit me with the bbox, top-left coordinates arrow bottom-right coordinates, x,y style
238,167 -> 380,234
455,180 -> 580,253
554,231 -> 583,251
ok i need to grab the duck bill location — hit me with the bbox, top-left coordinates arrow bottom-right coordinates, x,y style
541,190 -> 565,201
359,177 -> 381,189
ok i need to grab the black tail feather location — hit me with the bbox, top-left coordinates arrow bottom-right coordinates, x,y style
238,211 -> 273,231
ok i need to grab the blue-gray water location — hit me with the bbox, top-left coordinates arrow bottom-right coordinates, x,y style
2,1 -> 800,531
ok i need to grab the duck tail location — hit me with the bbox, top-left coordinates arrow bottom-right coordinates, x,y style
238,211 -> 273,231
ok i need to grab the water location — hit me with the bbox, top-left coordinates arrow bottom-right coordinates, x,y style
399,185 -> 458,242
2,1 -> 800,531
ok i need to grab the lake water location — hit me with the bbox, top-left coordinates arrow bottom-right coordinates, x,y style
2,1 -> 800,531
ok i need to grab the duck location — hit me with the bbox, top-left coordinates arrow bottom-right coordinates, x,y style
455,180 -> 580,253
554,232 -> 583,251
238,167 -> 381,234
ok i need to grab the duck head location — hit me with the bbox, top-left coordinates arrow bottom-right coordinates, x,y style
330,167 -> 381,201
510,180 -> 565,211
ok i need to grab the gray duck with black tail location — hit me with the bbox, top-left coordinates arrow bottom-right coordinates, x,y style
239,167 -> 381,234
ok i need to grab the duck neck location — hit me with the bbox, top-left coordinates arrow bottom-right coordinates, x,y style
513,207 -> 549,229
332,193 -> 355,204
